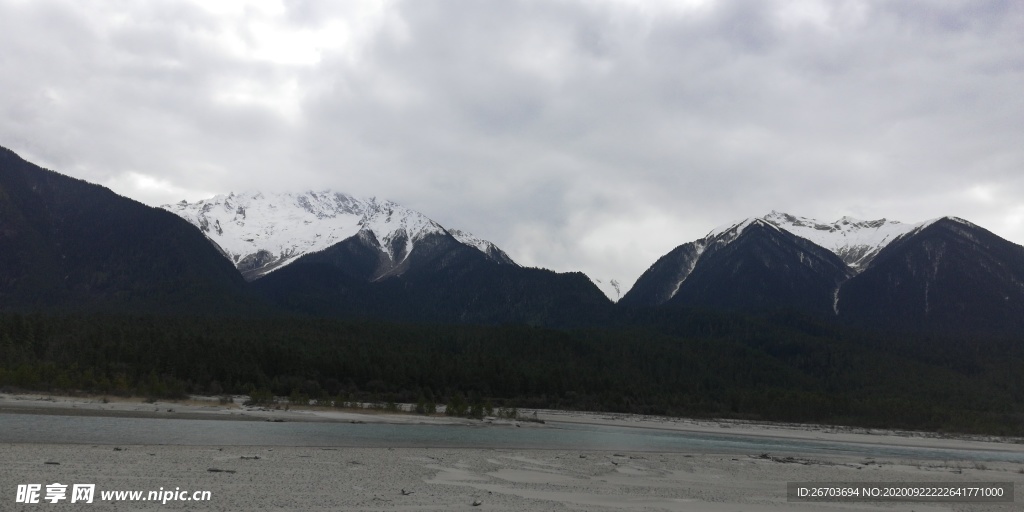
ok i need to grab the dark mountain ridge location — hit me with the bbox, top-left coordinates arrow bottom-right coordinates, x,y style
3,145 -> 1023,335
838,217 -> 1024,333
5,146 -> 1024,435
0,146 -> 259,314
252,229 -> 613,327
665,220 -> 852,316
622,215 -> 1024,334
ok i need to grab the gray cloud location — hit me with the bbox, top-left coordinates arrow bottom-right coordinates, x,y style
1,0 -> 1022,290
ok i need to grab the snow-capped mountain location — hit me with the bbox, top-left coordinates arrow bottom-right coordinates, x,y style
837,216 -> 1024,332
622,211 -> 936,307
621,211 -> 1024,332
759,211 -> 921,271
162,191 -> 514,280
619,216 -> 852,311
10,140 -> 1022,332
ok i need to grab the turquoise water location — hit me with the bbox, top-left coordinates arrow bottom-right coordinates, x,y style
2,413 -> 1023,463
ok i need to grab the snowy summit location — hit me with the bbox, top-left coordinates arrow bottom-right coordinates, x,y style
758,211 -> 923,271
161,191 -> 513,280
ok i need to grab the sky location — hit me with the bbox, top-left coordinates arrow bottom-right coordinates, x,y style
2,0 -> 1022,294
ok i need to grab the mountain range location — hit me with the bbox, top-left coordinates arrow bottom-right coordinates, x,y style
3,146 -> 1023,333
162,191 -> 514,280
622,211 -> 1024,333
159,190 -> 610,326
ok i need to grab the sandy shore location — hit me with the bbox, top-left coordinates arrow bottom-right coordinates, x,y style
2,393 -> 1023,510
535,409 -> 1024,455
3,444 -> 1021,511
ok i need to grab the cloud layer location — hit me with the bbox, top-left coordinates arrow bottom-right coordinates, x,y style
2,0 -> 1022,290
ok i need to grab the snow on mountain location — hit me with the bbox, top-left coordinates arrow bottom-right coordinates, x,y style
667,218 -> 781,296
161,191 -> 512,279
644,212 -> 979,313
357,197 -> 448,261
759,211 -> 922,271
703,211 -> 929,272
448,229 -> 516,265
625,212 -> 930,307
588,276 -> 623,302
705,217 -> 762,241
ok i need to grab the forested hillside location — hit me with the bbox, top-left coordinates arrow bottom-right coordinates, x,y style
2,312 -> 1021,435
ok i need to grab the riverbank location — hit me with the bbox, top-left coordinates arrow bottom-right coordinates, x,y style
3,392 -> 1024,454
3,443 -> 1021,511
3,392 -> 1023,510
0,392 -> 494,426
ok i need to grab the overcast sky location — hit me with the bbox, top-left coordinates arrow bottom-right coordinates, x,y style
2,0 -> 1022,292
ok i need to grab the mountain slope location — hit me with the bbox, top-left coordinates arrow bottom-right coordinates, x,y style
162,191 -> 514,280
622,212 -> 923,308
838,217 -> 1024,332
664,220 -> 853,315
760,211 -> 919,271
588,276 -> 624,303
0,146 -> 256,313
252,234 -> 613,327
163,189 -> 613,325
623,210 -> 1024,333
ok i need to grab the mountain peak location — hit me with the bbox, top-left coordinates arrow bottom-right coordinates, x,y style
936,215 -> 977,228
161,190 -> 511,279
706,216 -> 775,241
757,212 -> 919,270
670,211 -> 931,276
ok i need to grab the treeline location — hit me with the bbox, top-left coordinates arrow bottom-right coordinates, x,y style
1,312 -> 1022,435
